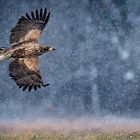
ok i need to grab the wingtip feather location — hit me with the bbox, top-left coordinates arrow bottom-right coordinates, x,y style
36,9 -> 39,20
26,13 -> 31,20
40,8 -> 43,19
45,12 -> 50,24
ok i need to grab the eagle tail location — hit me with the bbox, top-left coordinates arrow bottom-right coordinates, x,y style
0,47 -> 9,61
0,47 -> 6,53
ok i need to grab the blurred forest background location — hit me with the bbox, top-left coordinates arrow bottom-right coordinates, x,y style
0,0 -> 140,119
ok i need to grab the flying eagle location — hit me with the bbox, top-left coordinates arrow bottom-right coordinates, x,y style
0,8 -> 55,92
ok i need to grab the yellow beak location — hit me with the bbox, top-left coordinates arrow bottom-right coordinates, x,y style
48,47 -> 55,51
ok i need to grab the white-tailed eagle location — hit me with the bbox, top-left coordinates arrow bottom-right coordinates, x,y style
0,8 -> 55,92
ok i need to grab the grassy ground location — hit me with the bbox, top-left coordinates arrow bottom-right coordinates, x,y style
0,132 -> 140,140
0,118 -> 140,140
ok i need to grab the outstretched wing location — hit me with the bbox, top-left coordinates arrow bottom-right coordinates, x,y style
10,8 -> 50,45
9,57 -> 49,92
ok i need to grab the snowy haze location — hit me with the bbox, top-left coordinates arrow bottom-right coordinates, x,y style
0,0 -> 140,119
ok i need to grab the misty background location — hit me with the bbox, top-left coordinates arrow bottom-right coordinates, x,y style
0,0 -> 140,120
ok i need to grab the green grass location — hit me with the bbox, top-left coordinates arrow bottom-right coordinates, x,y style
0,132 -> 140,140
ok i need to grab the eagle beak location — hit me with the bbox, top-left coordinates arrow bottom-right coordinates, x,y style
48,47 -> 55,51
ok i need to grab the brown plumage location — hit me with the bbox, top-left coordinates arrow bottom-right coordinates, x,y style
0,8 -> 55,92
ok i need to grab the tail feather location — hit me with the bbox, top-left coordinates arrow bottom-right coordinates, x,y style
0,47 -> 7,53
0,48 -> 9,61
